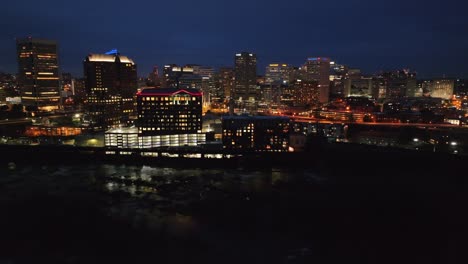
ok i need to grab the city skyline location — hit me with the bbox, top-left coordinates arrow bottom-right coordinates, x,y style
1,0 -> 468,78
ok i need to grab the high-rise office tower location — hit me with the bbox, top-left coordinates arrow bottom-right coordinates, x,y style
219,67 -> 234,99
329,62 -> 348,99
16,37 -> 60,111
234,52 -> 257,102
381,70 -> 417,98
84,50 -> 137,130
292,80 -> 319,106
303,57 -> 331,104
190,65 -> 216,105
148,66 -> 160,87
455,79 -> 468,96
265,63 -> 290,85
162,64 -> 194,88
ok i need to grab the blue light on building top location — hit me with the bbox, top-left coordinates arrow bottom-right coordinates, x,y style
105,49 -> 119,55
307,57 -> 330,61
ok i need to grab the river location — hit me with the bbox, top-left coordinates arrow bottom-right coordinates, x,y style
0,160 -> 466,263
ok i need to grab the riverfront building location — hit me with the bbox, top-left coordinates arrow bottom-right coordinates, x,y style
222,116 -> 290,152
136,87 -> 205,148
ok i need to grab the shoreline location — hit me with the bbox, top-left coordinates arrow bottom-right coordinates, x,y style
1,143 -> 466,171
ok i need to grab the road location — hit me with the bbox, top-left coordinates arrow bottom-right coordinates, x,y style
0,118 -> 32,126
287,115 -> 464,128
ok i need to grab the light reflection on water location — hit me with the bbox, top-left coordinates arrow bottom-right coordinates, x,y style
1,162 -> 325,236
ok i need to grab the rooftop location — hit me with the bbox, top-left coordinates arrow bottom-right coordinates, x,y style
105,127 -> 138,134
137,87 -> 202,96
86,54 -> 135,64
222,115 -> 290,121
16,37 -> 57,45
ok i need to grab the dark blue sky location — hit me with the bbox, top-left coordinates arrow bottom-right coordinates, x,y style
1,0 -> 467,78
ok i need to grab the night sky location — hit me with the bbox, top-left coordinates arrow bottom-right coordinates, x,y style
1,0 -> 467,78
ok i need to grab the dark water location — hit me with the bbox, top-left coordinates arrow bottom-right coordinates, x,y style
0,160 -> 467,263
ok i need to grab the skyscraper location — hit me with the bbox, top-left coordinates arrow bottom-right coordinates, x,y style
191,65 -> 216,105
162,64 -> 194,88
329,61 -> 348,99
84,50 -> 137,130
292,80 -> 319,106
303,57 -> 331,104
265,63 -> 290,85
381,70 -> 417,98
148,66 -> 160,87
16,37 -> 60,111
219,67 -> 234,99
234,52 -> 257,102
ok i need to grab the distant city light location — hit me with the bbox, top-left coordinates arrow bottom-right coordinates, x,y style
413,138 -> 419,142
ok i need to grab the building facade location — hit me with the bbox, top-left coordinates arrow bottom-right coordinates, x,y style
381,70 -> 417,98
135,87 -> 205,148
265,63 -> 290,85
218,67 -> 234,99
162,64 -> 194,88
222,116 -> 290,152
234,52 -> 257,102
344,77 -> 373,97
424,79 -> 454,100
84,51 -> 137,130
16,37 -> 60,111
292,80 -> 319,106
303,57 -> 331,104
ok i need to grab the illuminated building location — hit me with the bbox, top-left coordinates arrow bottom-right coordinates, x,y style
218,67 -> 234,99
423,79 -> 454,100
344,77 -> 373,97
381,70 -> 417,98
136,87 -> 205,148
84,50 -> 137,130
259,84 -> 275,104
329,62 -> 348,98
455,79 -> 468,96
292,79 -> 319,106
222,116 -> 290,152
25,125 -> 84,137
265,63 -> 290,85
72,78 -> 86,105
234,52 -> 257,102
197,66 -> 217,105
105,127 -> 139,149
16,37 -> 60,111
372,77 -> 387,99
162,64 -> 194,88
148,66 -> 161,87
179,74 -> 203,90
191,65 -> 215,78
303,57 -> 331,104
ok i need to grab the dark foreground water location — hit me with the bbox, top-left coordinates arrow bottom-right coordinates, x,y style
0,156 -> 467,263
